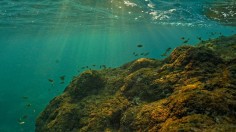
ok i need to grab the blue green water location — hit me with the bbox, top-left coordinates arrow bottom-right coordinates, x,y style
0,0 -> 235,131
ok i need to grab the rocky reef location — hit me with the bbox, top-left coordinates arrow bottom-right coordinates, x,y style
36,35 -> 236,132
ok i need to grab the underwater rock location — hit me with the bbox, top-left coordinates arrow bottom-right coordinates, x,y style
198,35 -> 236,61
164,45 -> 223,72
64,70 -> 105,99
122,58 -> 162,72
36,35 -> 236,132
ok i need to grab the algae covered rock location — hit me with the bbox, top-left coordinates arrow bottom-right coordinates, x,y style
198,35 -> 236,61
123,58 -> 162,72
165,45 -> 223,71
65,70 -> 105,98
36,35 -> 236,132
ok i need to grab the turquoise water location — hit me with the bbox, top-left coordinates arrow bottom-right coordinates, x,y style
0,0 -> 235,131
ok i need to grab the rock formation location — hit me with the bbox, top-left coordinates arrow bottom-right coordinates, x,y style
36,35 -> 236,132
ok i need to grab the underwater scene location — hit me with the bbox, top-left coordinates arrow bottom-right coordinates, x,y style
0,0 -> 236,131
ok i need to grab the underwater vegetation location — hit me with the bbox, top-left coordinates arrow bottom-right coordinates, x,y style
36,35 -> 236,131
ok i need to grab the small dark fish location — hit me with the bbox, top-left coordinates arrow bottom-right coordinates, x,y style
26,103 -> 32,107
77,70 -> 80,73
161,47 -> 172,57
103,65 -> 107,69
180,37 -> 185,40
48,79 -> 54,85
22,115 -> 28,119
140,53 -> 144,55
92,64 -> 96,67
183,39 -> 189,43
197,37 -> 202,41
144,52 -> 149,56
81,67 -> 85,69
137,44 -> 143,48
22,96 -> 28,99
86,66 -> 89,68
135,54 -> 139,56
166,47 -> 171,52
100,65 -> 106,69
133,52 -> 136,55
60,75 -> 65,81
48,79 -> 54,86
